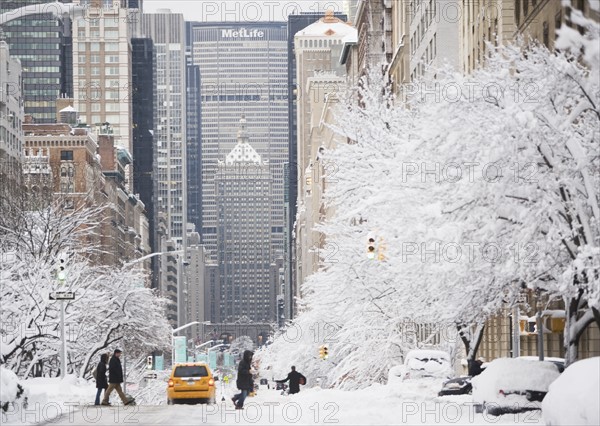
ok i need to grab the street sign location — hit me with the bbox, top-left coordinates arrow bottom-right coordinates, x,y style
49,291 -> 75,300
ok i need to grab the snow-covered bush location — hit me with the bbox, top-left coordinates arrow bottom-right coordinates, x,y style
0,367 -> 28,412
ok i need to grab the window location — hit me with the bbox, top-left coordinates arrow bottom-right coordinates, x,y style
515,0 -> 520,26
543,21 -> 549,47
555,11 -> 562,32
60,150 -> 73,161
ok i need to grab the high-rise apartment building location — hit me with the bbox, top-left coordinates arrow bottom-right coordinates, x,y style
189,22 -> 288,264
72,0 -> 133,189
0,0 -> 72,123
214,116 -> 274,323
142,10 -> 187,246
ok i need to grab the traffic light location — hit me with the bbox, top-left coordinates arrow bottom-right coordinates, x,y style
323,346 -> 329,360
57,257 -> 66,283
367,238 -> 376,259
147,356 -> 153,370
318,345 -> 324,359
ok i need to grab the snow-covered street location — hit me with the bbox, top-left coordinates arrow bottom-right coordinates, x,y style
1,377 -> 548,426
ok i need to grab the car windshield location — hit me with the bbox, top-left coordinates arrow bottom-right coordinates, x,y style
174,365 -> 208,377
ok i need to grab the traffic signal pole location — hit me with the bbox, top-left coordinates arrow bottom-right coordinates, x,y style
60,299 -> 67,378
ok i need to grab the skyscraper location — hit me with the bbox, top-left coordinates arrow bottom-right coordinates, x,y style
142,10 -> 187,246
186,54 -> 202,238
215,116 -> 273,322
0,0 -> 72,123
131,37 -> 156,279
189,22 -> 288,265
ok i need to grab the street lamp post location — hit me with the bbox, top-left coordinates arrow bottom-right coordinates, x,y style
171,321 -> 200,366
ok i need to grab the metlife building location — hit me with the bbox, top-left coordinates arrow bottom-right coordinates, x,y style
188,22 -> 288,265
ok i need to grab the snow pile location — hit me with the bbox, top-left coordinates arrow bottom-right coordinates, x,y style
1,367 -> 27,412
472,358 -> 560,407
1,375 -> 94,425
542,357 -> 600,426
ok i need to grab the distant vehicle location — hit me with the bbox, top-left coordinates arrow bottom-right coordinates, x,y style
472,357 -> 561,416
389,349 -> 453,384
438,376 -> 473,396
167,362 -> 216,405
439,358 -> 489,396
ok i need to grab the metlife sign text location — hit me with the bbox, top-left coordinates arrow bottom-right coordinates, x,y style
221,28 -> 265,38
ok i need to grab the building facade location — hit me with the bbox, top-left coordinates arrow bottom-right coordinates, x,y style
22,122 -> 150,268
214,116 -> 275,323
286,11 -> 348,321
0,35 -> 24,195
408,0 -> 461,81
293,13 -> 356,294
0,0 -> 72,124
72,0 -> 134,189
189,22 -> 288,265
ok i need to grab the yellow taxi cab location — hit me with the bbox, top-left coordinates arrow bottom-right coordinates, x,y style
167,362 -> 216,404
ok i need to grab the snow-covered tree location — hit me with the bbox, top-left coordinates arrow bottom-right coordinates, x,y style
229,336 -> 254,355
0,194 -> 171,378
261,7 -> 599,386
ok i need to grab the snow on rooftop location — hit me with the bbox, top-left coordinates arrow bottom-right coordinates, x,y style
295,10 -> 355,38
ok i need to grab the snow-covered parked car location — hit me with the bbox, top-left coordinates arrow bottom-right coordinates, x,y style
389,349 -> 453,384
0,367 -> 28,412
542,357 -> 600,425
472,357 -> 561,416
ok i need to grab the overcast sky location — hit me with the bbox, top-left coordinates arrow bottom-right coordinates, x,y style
143,0 -> 347,22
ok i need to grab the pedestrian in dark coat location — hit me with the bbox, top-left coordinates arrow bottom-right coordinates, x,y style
94,353 -> 109,405
277,366 -> 306,394
232,350 -> 254,409
101,349 -> 130,405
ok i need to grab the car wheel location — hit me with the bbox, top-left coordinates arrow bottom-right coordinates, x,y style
167,399 -> 174,405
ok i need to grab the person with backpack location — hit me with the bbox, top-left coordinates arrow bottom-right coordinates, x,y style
101,349 -> 131,405
231,350 -> 254,409
276,366 -> 306,394
94,353 -> 109,405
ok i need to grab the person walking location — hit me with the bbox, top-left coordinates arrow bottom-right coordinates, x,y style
94,353 -> 109,405
231,350 -> 254,409
101,349 -> 131,406
277,366 -> 306,395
